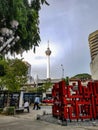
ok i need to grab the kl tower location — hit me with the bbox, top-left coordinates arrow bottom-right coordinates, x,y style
45,41 -> 52,79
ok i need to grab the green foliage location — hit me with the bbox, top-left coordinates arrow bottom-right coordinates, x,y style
0,59 -> 8,90
0,77 -> 6,90
0,58 -> 28,91
65,76 -> 69,85
71,73 -> 92,80
0,0 -> 49,55
32,81 -> 52,93
0,65 -> 5,76
41,0 -> 49,5
37,81 -> 52,93
0,59 -> 8,76
0,108 -> 3,113
6,106 -> 15,115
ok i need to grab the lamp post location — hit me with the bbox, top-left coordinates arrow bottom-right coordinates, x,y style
61,64 -> 64,79
0,20 -> 19,56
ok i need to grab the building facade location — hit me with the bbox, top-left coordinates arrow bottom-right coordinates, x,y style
88,30 -> 98,80
24,61 -> 33,83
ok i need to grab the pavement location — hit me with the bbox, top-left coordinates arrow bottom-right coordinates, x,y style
15,105 -> 52,120
0,106 -> 52,124
0,106 -> 98,130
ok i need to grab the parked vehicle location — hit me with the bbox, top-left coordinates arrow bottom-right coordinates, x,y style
42,97 -> 53,103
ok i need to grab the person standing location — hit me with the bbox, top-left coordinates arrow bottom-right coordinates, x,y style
33,96 -> 40,110
24,100 -> 30,113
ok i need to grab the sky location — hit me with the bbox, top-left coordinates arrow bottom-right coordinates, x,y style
16,0 -> 98,79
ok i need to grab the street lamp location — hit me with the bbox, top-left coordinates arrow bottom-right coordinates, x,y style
0,20 -> 19,56
61,64 -> 64,79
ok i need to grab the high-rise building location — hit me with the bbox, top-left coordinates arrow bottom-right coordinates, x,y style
88,30 -> 98,80
24,61 -> 32,83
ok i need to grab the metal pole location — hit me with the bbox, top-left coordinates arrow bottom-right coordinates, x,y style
61,64 -> 64,79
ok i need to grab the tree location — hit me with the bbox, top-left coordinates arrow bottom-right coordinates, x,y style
0,58 -> 8,90
65,76 -> 69,85
0,58 -> 28,91
37,81 -> 52,93
0,0 -> 49,55
70,73 -> 92,81
0,64 -> 5,76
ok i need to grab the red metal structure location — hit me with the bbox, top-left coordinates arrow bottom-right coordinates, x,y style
52,80 -> 98,121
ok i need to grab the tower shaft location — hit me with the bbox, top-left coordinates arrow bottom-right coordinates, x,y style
45,42 -> 51,79
47,55 -> 50,79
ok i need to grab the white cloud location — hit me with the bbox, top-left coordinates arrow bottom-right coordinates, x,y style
13,0 -> 98,78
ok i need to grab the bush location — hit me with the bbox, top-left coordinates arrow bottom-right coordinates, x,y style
6,107 -> 15,115
0,108 -> 3,113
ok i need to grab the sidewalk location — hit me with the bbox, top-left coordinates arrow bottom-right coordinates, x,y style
0,106 -> 98,130
14,106 -> 52,120
0,106 -> 52,124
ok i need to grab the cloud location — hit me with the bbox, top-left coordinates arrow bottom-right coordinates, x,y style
15,0 -> 98,79
35,56 -> 45,60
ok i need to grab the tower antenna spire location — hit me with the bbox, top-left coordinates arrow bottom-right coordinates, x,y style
48,40 -> 49,48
